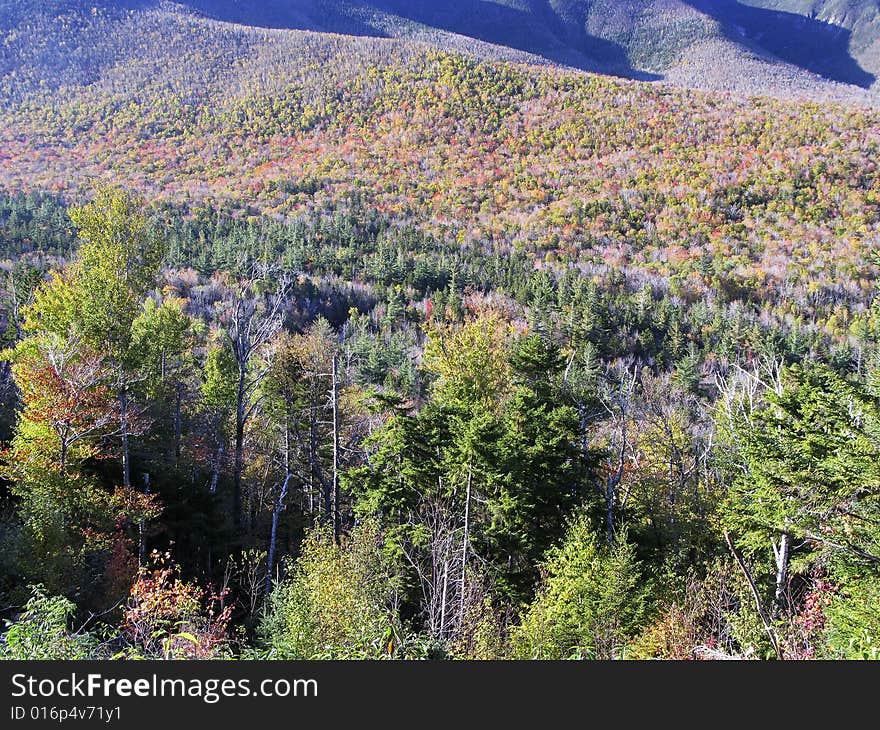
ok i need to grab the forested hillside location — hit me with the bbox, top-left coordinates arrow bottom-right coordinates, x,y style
127,1 -> 880,92
179,0 -> 880,93
0,1 -> 879,661
3,0 -> 880,98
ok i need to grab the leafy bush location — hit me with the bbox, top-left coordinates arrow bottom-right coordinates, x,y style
512,516 -> 651,660
120,553 -> 232,660
824,576 -> 880,660
0,586 -> 98,660
259,520 -> 405,659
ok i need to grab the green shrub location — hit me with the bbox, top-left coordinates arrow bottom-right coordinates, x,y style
512,516 -> 651,660
0,586 -> 98,660
259,520 -> 404,659
824,577 -> 880,660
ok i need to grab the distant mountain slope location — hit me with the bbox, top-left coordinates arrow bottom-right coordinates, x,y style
170,0 -> 880,92
686,1 -> 878,86
0,0 -> 877,99
0,0 -> 878,333
745,1 -> 880,74
0,1 -> 877,254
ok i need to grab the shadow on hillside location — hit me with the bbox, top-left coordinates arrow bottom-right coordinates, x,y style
684,0 -> 875,88
179,0 -> 383,38
376,0 -> 661,79
176,0 -> 660,80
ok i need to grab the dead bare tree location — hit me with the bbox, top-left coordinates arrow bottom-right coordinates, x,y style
597,365 -> 638,546
222,272 -> 290,529
724,531 -> 783,660
283,332 -> 345,542
399,496 -> 491,648
400,499 -> 459,642
265,473 -> 291,598
330,353 -> 341,544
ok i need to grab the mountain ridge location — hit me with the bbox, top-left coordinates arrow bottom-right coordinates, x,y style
1,0 -> 879,102
152,1 -> 880,93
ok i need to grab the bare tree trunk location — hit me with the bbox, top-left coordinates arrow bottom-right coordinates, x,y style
284,415 -> 291,476
306,464 -> 314,515
578,406 -> 590,465
174,382 -> 182,465
774,531 -> 791,614
439,558 -> 449,638
725,531 -> 783,660
459,461 -> 473,628
265,474 -> 292,598
233,364 -> 246,529
312,402 -> 326,520
599,369 -> 635,546
605,484 -> 615,547
120,387 -> 131,490
224,274 -> 290,536
210,444 -> 224,494
138,472 -> 150,567
331,355 -> 341,545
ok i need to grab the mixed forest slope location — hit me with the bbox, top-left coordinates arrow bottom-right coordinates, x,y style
1,1 -> 879,320
146,2 -> 880,92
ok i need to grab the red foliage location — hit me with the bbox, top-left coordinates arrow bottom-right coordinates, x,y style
785,577 -> 838,660
122,551 -> 231,659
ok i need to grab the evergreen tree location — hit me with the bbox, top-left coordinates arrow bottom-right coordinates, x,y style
512,513 -> 650,659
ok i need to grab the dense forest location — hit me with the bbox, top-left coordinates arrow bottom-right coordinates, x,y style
0,182 -> 878,660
